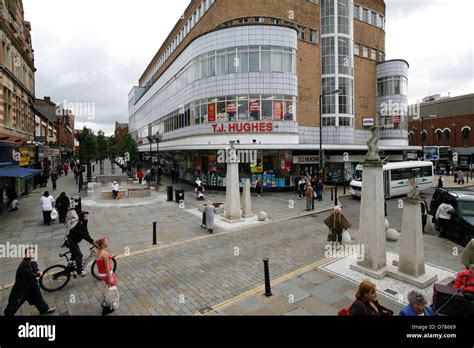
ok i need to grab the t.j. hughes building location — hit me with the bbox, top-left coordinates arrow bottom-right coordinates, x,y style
128,0 -> 415,188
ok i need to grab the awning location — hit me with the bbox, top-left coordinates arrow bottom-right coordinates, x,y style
0,167 -> 43,179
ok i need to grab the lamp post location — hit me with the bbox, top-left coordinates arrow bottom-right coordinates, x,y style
319,88 -> 343,176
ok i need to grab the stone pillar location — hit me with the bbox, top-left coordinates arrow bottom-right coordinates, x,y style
352,162 -> 387,275
224,143 -> 242,221
242,178 -> 253,218
398,199 -> 426,277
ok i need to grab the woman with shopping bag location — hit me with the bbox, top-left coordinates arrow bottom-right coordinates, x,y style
95,238 -> 119,315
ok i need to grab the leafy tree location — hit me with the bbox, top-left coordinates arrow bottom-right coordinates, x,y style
79,127 -> 98,165
95,130 -> 108,161
120,134 -> 139,164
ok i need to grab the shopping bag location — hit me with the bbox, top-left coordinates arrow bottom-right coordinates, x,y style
51,209 -> 58,221
103,285 -> 120,310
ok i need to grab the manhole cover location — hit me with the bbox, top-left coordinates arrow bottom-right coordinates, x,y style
199,306 -> 213,314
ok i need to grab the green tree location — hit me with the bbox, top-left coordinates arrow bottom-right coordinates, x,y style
120,134 -> 139,164
79,127 -> 98,165
107,135 -> 119,160
95,130 -> 108,161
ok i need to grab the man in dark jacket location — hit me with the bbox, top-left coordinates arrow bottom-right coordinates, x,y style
64,211 -> 95,276
4,248 -> 56,316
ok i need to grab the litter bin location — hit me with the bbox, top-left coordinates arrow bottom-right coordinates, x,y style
175,188 -> 184,203
71,196 -> 82,213
167,186 -> 174,202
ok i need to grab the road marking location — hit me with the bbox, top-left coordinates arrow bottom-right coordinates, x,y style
196,256 -> 335,315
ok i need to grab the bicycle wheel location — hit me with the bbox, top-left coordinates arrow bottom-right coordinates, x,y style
91,258 -> 118,281
40,265 -> 71,292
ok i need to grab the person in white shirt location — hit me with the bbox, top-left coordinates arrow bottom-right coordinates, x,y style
40,191 -> 55,226
111,181 -> 119,200
435,203 -> 455,238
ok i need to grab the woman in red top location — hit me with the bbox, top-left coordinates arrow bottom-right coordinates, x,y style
96,238 -> 118,315
453,265 -> 474,293
137,169 -> 144,185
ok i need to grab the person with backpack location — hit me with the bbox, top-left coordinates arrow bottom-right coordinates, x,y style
64,211 -> 96,276
345,280 -> 393,316
55,192 -> 70,224
4,247 -> 56,316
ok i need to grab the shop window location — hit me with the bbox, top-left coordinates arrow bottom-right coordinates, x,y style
249,96 -> 260,121
261,97 -> 273,121
238,96 -> 249,121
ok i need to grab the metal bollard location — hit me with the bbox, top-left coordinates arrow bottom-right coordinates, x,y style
344,185 -> 346,195
263,258 -> 272,297
153,222 -> 157,245
331,188 -> 334,201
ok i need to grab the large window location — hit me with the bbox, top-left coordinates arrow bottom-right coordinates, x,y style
338,77 -> 354,115
338,37 -> 352,75
377,76 -> 408,97
321,37 -> 335,74
337,0 -> 351,34
321,0 -> 335,34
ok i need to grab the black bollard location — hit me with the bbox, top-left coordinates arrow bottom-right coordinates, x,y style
344,185 -> 346,195
153,222 -> 157,245
331,188 -> 334,201
263,258 -> 272,297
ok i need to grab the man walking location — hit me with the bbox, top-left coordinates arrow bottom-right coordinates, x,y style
4,248 -> 56,316
51,170 -> 58,191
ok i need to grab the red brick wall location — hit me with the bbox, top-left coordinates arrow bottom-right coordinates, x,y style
409,114 -> 474,148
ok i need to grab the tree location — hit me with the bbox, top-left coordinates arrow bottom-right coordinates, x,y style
95,130 -> 108,174
79,127 -> 98,181
107,135 -> 119,160
120,134 -> 139,164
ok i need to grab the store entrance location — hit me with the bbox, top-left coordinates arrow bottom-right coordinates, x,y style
299,165 -> 319,177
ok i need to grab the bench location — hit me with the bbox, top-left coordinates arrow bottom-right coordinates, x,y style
128,189 -> 151,198
101,190 -> 126,199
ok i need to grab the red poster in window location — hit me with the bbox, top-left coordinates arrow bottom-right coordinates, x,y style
393,115 -> 400,125
250,101 -> 260,112
208,104 -> 216,122
273,101 -> 283,120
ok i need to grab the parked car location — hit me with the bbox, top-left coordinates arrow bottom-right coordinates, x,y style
430,188 -> 474,247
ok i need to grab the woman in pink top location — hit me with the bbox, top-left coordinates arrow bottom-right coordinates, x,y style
96,238 -> 118,315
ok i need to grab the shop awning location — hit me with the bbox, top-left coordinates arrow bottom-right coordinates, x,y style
0,167 -> 42,179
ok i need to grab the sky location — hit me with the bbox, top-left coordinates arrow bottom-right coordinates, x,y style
23,0 -> 474,135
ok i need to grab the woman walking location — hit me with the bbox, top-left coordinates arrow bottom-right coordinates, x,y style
55,192 -> 70,224
255,178 -> 263,197
324,206 -> 351,249
40,191 -> 55,226
137,168 -> 144,185
202,201 -> 216,234
95,238 -> 119,315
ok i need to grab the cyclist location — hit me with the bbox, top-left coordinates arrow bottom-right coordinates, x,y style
64,211 -> 96,276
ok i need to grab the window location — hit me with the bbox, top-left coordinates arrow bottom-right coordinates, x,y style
261,48 -> 271,72
226,49 -> 237,74
237,49 -> 249,72
249,50 -> 260,72
255,17 -> 264,23
378,51 -> 384,62
216,51 -> 226,75
362,8 -> 368,22
371,12 -> 377,25
362,46 -> 368,58
261,97 -> 273,121
371,49 -> 377,60
354,44 -> 360,56
463,127 -> 471,140
444,130 -> 450,140
435,130 -> 442,141
239,18 -> 249,24
299,27 -> 305,40
354,5 -> 360,20
271,48 -> 282,72
310,30 -> 318,44
271,18 -> 280,24
238,96 -> 249,121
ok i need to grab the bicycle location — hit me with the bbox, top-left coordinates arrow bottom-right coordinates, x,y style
39,246 -> 117,292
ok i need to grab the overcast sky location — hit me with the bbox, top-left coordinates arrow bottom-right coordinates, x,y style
24,0 -> 473,135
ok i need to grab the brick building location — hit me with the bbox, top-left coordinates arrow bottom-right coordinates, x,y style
115,121 -> 128,147
129,0 -> 414,187
408,93 -> 474,167
0,0 -> 35,143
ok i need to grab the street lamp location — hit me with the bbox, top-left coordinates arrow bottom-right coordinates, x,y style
421,115 -> 437,161
319,88 -> 343,176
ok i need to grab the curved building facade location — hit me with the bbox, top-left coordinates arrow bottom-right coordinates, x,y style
129,0 -> 415,187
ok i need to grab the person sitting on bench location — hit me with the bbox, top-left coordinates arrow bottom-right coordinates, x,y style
111,181 -> 120,200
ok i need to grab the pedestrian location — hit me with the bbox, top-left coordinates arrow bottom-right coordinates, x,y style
298,177 -> 306,200
460,239 -> 474,270
350,280 -> 394,316
63,163 -> 69,176
458,170 -> 465,185
294,175 -> 299,193
55,192 -> 70,224
74,168 -> 80,185
255,178 -> 263,197
64,211 -> 96,277
151,166 -> 156,182
41,191 -> 55,226
95,238 -> 119,315
435,202 -> 455,238
305,183 -> 314,211
3,247 -> 56,316
70,160 -> 76,171
137,168 -> 144,185
438,175 -> 444,188
6,186 -> 17,208
51,170 -> 58,191
399,290 -> 435,316
315,178 -> 323,202
453,265 -> 474,293
111,181 -> 120,200
203,201 -> 216,234
56,164 -> 62,176
145,170 -> 152,189
173,167 -> 179,183
324,206 -> 352,249
157,166 -> 163,183
10,198 -> 19,212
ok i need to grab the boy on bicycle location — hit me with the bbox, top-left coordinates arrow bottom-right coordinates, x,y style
64,211 -> 96,276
